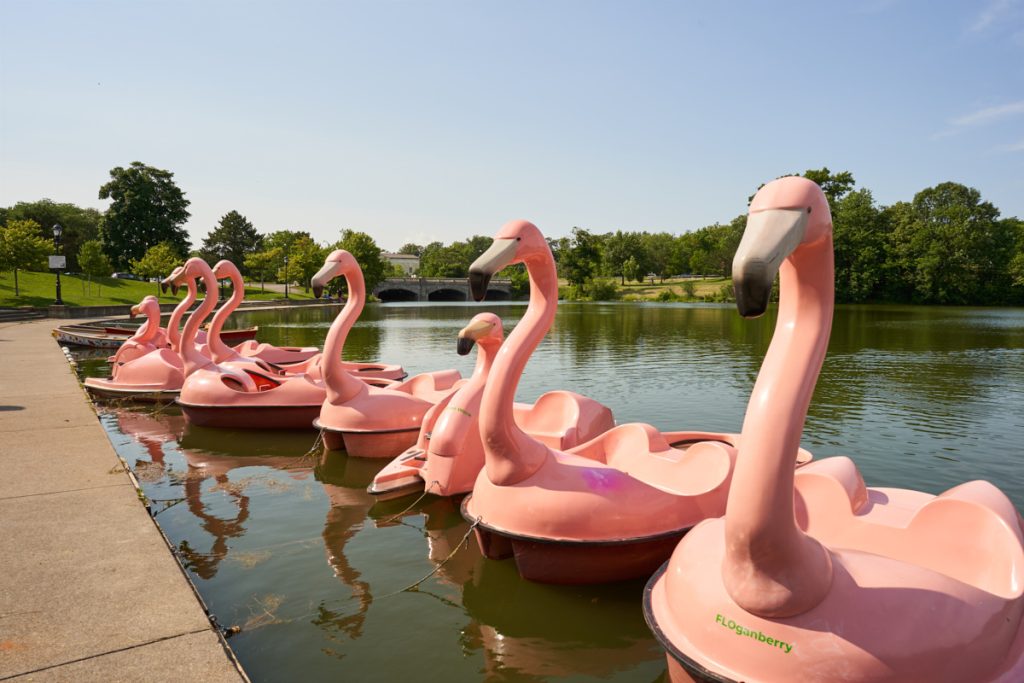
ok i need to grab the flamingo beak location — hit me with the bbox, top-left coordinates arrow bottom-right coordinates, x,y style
732,208 -> 808,318
468,238 -> 518,301
129,305 -> 139,319
311,260 -> 340,299
456,318 -> 493,355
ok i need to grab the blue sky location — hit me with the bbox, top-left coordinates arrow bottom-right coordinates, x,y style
1,1 -> 1022,251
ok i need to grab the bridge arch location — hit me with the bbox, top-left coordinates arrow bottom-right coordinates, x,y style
427,288 -> 466,302
376,287 -> 418,302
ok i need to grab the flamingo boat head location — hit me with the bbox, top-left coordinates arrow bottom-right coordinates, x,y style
456,312 -> 503,357
131,296 -> 159,321
160,265 -> 184,295
643,176 -> 1024,683
312,249 -> 360,299
733,177 -> 831,318
212,259 -> 242,281
469,220 -> 548,301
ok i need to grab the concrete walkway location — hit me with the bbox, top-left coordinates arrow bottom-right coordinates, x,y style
0,319 -> 246,682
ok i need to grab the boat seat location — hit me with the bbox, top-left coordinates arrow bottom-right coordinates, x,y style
516,391 -> 614,450
568,423 -> 735,498
795,458 -> 1024,597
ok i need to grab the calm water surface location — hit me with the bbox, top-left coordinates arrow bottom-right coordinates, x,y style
75,302 -> 1024,682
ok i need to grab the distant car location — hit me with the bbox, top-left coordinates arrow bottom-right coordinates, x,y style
111,272 -> 144,281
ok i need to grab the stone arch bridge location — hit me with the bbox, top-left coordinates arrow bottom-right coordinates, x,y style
373,277 -> 512,302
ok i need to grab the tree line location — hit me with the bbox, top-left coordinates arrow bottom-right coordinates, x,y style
2,164 -> 1022,305
421,168 -> 1023,306
0,161 -> 393,297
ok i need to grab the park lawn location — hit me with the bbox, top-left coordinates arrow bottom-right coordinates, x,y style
0,269 -> 315,308
617,276 -> 732,300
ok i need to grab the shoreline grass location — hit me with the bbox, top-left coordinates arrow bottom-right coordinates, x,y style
0,270 -> 316,308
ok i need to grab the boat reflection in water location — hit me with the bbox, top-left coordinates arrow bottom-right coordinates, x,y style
101,406 -> 665,679
367,482 -> 663,681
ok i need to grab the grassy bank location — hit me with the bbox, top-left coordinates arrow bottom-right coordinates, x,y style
0,270 -> 316,308
562,276 -> 734,302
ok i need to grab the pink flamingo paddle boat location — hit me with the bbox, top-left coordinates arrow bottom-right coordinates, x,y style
643,176 -> 1024,683
460,220 -> 810,584
369,312 -> 615,500
257,254 -> 406,382
172,258 -> 332,429
84,289 -> 191,400
106,296 -> 168,366
311,249 -> 462,457
205,260 -> 320,367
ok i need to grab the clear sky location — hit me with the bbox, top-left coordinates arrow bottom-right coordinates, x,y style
1,0 -> 1022,251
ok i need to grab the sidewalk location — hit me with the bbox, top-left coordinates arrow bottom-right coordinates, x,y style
0,319 -> 246,682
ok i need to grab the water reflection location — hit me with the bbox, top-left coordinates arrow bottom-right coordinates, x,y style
82,302 -> 1024,682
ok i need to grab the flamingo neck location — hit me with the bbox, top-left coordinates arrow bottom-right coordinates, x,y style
722,237 -> 835,618
478,255 -> 553,486
180,273 -> 218,376
168,281 -> 197,352
472,338 -> 500,380
207,272 -> 244,362
134,307 -> 159,344
323,270 -> 367,404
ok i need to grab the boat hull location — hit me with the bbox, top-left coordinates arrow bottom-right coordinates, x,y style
178,402 -> 321,429
82,379 -> 180,402
314,419 -> 420,458
461,496 -> 688,584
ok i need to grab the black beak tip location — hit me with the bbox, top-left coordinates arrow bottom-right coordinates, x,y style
171,283 -> 180,295
734,279 -> 770,319
456,337 -> 475,356
313,284 -> 323,299
160,282 -> 168,294
468,270 -> 491,302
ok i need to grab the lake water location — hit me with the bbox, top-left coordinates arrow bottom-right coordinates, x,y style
74,302 -> 1024,682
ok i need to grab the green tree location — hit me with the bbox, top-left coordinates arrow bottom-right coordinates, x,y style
623,255 -> 641,283
642,232 -> 676,281
831,188 -> 890,303
802,168 -> 856,205
78,240 -> 112,296
0,219 -> 53,296
398,242 -> 424,257
558,227 -> 602,290
4,199 -> 102,271
130,242 -> 181,293
244,247 -> 282,292
334,230 -> 388,293
278,235 -> 325,293
888,182 -> 1013,304
199,211 -> 262,272
602,230 -> 643,284
98,162 -> 191,268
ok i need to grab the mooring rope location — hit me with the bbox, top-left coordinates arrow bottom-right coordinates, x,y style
378,480 -> 439,525
378,517 -> 480,599
294,429 -> 325,467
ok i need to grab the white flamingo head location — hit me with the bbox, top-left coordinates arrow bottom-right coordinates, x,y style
733,176 -> 832,317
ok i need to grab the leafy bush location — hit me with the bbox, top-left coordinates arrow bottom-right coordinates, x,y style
587,279 -> 620,301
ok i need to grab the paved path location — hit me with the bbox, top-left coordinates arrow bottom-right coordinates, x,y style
0,319 -> 246,682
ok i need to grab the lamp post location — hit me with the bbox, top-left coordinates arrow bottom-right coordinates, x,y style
52,223 -> 64,306
283,255 -> 289,299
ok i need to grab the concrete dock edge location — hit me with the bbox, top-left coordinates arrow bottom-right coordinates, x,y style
0,319 -> 248,682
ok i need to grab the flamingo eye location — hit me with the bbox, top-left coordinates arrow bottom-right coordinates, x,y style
807,207 -> 812,214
